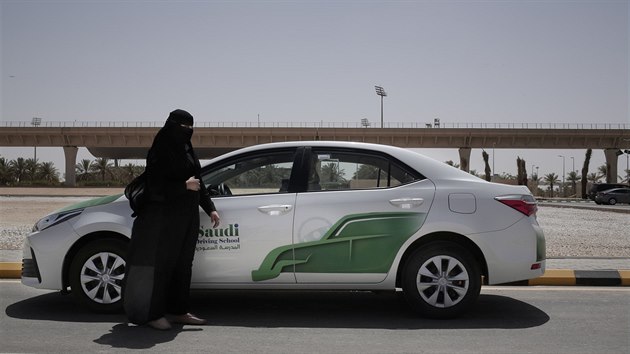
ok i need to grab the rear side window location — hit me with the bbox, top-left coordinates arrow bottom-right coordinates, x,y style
306,149 -> 422,192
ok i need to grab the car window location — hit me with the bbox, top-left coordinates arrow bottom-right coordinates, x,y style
307,149 -> 421,192
202,150 -> 296,196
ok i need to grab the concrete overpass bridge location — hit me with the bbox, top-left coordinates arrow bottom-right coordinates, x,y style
1,121 -> 629,186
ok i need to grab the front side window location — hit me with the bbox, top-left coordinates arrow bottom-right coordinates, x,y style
203,150 -> 296,196
307,149 -> 421,192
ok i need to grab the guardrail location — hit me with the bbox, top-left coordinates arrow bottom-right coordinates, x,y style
1,121 -> 629,129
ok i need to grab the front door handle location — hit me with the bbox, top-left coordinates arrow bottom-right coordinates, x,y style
389,198 -> 424,209
257,204 -> 293,216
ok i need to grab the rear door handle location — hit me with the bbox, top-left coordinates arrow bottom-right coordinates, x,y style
257,204 -> 293,216
389,198 -> 424,209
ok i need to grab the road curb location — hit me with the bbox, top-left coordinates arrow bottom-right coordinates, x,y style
1,262 -> 629,286
0,262 -> 21,279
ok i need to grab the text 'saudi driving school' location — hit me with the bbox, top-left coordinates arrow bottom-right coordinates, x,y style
22,141 -> 545,318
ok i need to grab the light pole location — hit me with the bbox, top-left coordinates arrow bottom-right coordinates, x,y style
570,156 -> 575,173
374,85 -> 387,128
558,155 -> 565,196
492,142 -> 496,181
31,117 -> 42,161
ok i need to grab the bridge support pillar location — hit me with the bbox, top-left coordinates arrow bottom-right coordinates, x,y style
603,148 -> 621,183
63,146 -> 78,187
459,147 -> 471,172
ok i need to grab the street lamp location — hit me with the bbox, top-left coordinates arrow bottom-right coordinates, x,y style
374,85 -> 387,128
31,117 -> 42,161
558,155 -> 565,196
492,142 -> 496,181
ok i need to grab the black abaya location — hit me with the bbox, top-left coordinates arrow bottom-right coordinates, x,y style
123,112 -> 215,324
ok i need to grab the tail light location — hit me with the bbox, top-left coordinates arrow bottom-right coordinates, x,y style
495,195 -> 538,216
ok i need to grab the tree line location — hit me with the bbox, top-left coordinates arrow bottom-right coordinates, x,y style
1,148 -> 628,196
0,156 -> 143,187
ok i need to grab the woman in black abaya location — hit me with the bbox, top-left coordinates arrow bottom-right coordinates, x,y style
123,109 -> 220,330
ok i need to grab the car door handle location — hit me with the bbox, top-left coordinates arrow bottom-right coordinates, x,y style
257,204 -> 294,216
389,198 -> 424,209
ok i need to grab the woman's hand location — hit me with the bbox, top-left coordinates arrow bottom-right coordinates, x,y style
210,211 -> 220,228
185,176 -> 200,191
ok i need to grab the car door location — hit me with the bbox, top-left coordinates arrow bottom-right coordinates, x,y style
255,146 -> 435,284
191,148 -> 300,284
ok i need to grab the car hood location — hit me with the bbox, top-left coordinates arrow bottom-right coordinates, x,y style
56,194 -> 124,213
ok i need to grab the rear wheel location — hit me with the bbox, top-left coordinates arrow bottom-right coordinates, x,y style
608,198 -> 617,205
402,242 -> 481,319
69,239 -> 127,313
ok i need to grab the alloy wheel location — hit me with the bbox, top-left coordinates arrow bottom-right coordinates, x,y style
79,252 -> 126,304
416,255 -> 470,308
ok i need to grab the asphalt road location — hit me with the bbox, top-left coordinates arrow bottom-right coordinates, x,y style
1,281 -> 629,353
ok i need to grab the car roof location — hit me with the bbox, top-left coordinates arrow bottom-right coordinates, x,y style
603,187 -> 630,192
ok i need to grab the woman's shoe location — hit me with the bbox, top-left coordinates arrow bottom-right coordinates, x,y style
147,317 -> 172,330
170,313 -> 207,325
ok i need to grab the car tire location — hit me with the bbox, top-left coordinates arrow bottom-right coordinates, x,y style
608,198 -> 617,205
69,238 -> 127,313
402,242 -> 481,319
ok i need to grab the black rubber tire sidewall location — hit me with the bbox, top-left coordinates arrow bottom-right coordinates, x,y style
402,242 -> 481,319
69,238 -> 127,313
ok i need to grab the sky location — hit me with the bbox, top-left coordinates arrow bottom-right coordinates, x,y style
1,0 -> 629,180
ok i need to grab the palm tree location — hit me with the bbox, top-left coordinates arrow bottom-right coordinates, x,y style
544,173 -> 559,198
445,160 -> 460,168
24,158 -> 39,181
587,172 -> 601,184
0,157 -> 13,185
354,164 -> 379,179
597,164 -> 607,182
320,162 -> 346,183
516,157 -> 527,185
581,149 -> 591,199
122,163 -> 143,182
75,159 -> 93,181
39,162 -> 59,183
530,173 -> 541,196
566,171 -> 581,197
482,150 -> 491,181
8,157 -> 27,183
90,158 -> 113,181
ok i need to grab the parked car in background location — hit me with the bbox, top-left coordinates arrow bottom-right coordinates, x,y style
595,188 -> 630,205
588,183 -> 629,201
21,141 -> 545,319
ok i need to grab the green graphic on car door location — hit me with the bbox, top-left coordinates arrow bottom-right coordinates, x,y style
251,212 -> 425,281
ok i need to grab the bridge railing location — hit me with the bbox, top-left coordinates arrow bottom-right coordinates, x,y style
1,121 -> 628,129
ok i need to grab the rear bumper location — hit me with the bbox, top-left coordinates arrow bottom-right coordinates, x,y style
471,217 -> 546,285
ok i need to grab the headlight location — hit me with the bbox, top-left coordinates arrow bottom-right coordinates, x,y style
32,209 -> 84,232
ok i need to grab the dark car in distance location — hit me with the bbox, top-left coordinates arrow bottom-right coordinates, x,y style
595,188 -> 630,205
588,183 -> 630,201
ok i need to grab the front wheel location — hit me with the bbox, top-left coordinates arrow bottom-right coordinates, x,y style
608,198 -> 617,205
69,238 -> 127,313
402,242 -> 481,319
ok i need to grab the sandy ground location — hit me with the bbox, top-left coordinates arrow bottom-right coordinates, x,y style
1,187 -> 628,258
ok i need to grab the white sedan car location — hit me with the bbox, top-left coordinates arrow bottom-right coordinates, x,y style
22,141 -> 545,318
